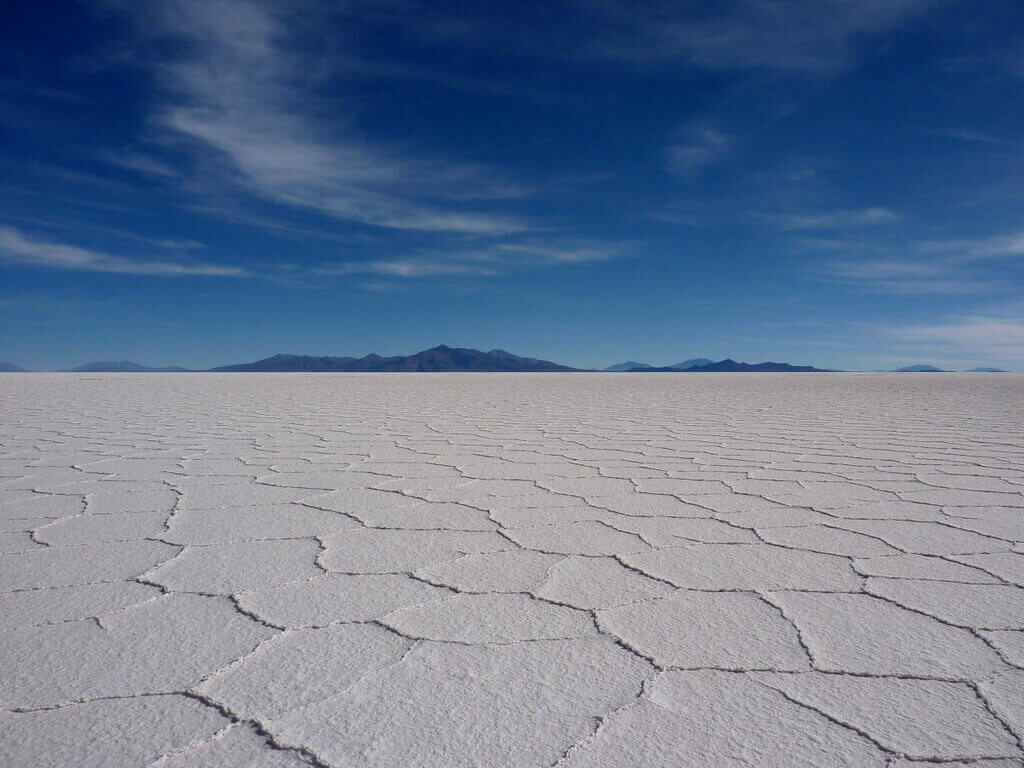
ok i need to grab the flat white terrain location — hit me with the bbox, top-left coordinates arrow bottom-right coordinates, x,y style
2,373 -> 1023,767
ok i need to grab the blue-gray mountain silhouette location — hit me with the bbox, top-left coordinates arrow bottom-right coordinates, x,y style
68,361 -> 191,372
212,345 -> 579,372
46,350 -> 843,373
965,367 -> 1006,372
0,362 -> 28,372
605,358 -> 714,371
671,358 -> 714,369
603,361 -> 653,372
627,359 -> 832,372
892,365 -> 946,372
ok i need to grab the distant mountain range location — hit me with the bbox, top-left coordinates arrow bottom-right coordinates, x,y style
672,358 -> 715,369
66,361 -> 192,373
1,350 -> 1012,373
625,359 -> 834,373
604,358 -> 714,372
603,361 -> 652,372
891,365 -> 1007,373
212,346 -> 578,372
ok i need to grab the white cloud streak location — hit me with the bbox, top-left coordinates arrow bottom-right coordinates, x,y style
665,124 -> 733,176
386,0 -> 941,76
0,227 -> 245,277
891,318 -> 1024,347
313,239 -> 632,280
121,0 -> 529,235
775,207 -> 899,230
315,260 -> 498,278
919,232 -> 1024,261
886,316 -> 1024,367
609,0 -> 940,74
491,242 -> 632,264
821,230 -> 1024,295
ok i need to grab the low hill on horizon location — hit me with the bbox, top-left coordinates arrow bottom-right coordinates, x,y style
68,361 -> 192,372
604,357 -> 714,371
626,358 -> 834,373
212,345 -> 580,372
671,358 -> 714,369
33,352 -> 1013,374
893,365 -> 947,372
603,361 -> 653,372
0,362 -> 28,372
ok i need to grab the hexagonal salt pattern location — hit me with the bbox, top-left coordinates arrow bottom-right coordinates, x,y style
1,372 -> 1023,766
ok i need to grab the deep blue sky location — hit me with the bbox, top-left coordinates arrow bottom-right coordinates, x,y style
2,0 -> 1023,370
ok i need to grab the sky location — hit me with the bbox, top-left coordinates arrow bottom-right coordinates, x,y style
1,0 -> 1023,371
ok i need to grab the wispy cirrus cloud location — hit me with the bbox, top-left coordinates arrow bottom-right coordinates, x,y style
0,214 -> 206,252
112,0 -> 530,236
386,0 -> 941,76
665,124 -> 733,176
817,229 -> 1024,295
891,317 -> 1024,346
315,260 -> 498,279
490,241 -> 633,264
828,264 -> 998,295
922,129 -> 1019,148
0,227 -> 245,277
610,0 -> 940,74
918,232 -> 1024,260
98,149 -> 182,180
313,239 -> 633,281
886,315 -> 1024,367
773,207 -> 899,231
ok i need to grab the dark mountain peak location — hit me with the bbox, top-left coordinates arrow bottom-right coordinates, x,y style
671,358 -> 714,370
603,361 -> 651,372
893,364 -> 946,372
624,358 -> 832,373
74,360 -> 133,371
211,353 -> 357,372
212,346 -> 579,372
69,361 -> 189,372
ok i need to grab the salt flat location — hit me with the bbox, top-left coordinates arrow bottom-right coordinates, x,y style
1,372 -> 1023,767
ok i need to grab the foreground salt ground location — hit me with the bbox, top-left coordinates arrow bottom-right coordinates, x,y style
1,374 -> 1023,767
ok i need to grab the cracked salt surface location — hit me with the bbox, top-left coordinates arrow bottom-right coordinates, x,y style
1,372 -> 1023,766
